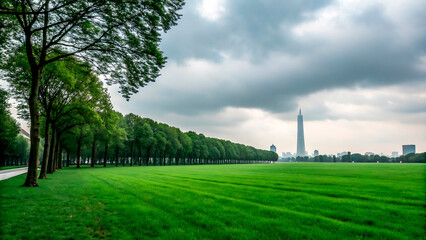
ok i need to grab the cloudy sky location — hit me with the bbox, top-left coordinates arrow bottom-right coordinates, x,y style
105,0 -> 426,156
9,0 -> 426,156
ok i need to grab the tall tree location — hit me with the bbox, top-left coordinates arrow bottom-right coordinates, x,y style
110,112 -> 127,166
0,0 -> 184,186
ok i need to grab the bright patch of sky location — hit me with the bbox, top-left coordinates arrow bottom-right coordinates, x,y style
197,0 -> 226,21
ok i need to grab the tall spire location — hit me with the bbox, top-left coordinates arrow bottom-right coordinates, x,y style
297,108 -> 306,156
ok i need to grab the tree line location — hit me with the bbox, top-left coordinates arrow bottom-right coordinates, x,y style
1,0 -> 187,186
280,152 -> 426,163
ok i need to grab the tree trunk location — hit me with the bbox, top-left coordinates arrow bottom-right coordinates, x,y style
56,140 -> 62,169
163,150 -> 166,166
130,142 -> 133,167
103,142 -> 108,167
23,67 -> 42,187
39,119 -> 50,179
91,138 -> 96,167
47,128 -> 56,174
115,146 -> 119,167
76,138 -> 82,168
66,149 -> 70,167
0,151 -> 4,168
146,147 -> 151,166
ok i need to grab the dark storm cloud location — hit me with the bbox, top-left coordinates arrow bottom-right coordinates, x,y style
128,0 -> 426,118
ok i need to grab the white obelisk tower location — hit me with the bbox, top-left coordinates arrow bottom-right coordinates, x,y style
297,108 -> 306,156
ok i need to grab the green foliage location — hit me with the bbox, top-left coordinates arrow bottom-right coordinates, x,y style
284,153 -> 426,163
12,135 -> 30,161
1,0 -> 185,186
0,0 -> 185,99
0,87 -> 19,162
397,152 -> 426,163
1,163 -> 425,239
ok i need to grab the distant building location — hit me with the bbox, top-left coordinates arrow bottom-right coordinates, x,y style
19,128 -> 30,141
282,152 -> 293,158
270,144 -> 276,153
297,109 -> 306,156
337,152 -> 348,157
313,150 -> 319,156
364,152 -> 374,156
402,145 -> 415,155
391,152 -> 398,158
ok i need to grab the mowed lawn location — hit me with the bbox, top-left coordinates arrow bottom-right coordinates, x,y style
0,163 -> 425,240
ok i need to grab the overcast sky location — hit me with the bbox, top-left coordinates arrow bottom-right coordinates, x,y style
10,0 -> 426,156
105,0 -> 426,156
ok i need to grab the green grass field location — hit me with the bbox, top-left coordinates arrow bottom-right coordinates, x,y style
1,163 -> 425,239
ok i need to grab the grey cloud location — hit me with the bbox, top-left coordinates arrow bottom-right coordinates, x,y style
161,0 -> 332,62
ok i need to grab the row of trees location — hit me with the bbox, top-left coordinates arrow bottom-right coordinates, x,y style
281,152 -> 426,163
61,113 -> 278,169
1,78 -> 278,170
1,57 -> 278,179
1,0 -> 186,186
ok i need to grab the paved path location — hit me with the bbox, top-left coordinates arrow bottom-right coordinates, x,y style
0,167 -> 28,181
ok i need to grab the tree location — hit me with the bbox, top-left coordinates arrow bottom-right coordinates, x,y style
135,122 -> 154,166
109,112 -> 127,166
0,87 -> 19,166
12,135 -> 30,165
176,131 -> 192,165
124,113 -> 141,166
153,131 -> 167,166
1,0 -> 185,186
99,110 -> 120,167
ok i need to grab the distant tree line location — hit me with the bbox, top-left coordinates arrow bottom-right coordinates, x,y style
280,152 -> 425,163
61,113 -> 279,169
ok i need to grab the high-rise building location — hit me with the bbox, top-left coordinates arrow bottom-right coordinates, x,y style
402,145 -> 415,155
391,152 -> 398,158
270,144 -> 276,153
297,109 -> 306,156
313,150 -> 319,156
